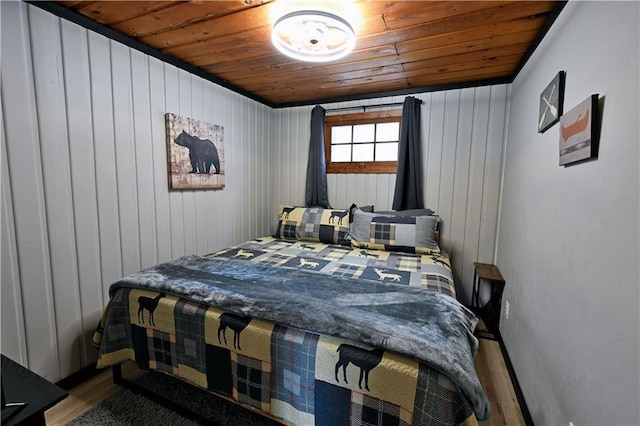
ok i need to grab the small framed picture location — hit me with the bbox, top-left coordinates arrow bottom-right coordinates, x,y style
538,71 -> 565,133
559,94 -> 599,166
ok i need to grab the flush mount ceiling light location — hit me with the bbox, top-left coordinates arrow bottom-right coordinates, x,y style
271,9 -> 356,63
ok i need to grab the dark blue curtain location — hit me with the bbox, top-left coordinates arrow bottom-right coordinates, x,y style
305,105 -> 331,208
392,96 -> 424,210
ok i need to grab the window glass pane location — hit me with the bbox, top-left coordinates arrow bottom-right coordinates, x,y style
332,126 -> 352,144
376,122 -> 400,142
375,142 -> 398,161
353,143 -> 374,161
331,145 -> 351,162
353,124 -> 375,143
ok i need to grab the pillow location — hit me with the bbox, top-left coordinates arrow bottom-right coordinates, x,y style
348,203 -> 374,223
374,208 -> 435,217
347,209 -> 440,254
274,205 -> 350,245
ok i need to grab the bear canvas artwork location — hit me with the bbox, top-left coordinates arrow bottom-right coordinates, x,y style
166,113 -> 225,189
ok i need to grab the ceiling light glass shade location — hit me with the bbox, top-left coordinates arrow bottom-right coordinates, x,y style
271,10 -> 356,62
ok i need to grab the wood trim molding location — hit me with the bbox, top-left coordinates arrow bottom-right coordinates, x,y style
324,110 -> 402,174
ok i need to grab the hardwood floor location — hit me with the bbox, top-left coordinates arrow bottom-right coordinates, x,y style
475,338 -> 526,426
45,339 -> 525,425
44,361 -> 141,426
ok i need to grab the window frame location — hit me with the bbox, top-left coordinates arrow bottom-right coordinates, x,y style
324,109 -> 402,174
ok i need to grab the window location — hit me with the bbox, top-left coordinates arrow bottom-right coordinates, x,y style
324,109 -> 402,173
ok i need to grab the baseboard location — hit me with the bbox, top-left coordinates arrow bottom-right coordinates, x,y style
496,331 -> 534,426
55,363 -> 101,391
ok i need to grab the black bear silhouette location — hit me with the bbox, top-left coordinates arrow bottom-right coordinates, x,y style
174,130 -> 221,174
335,344 -> 384,391
217,313 -> 251,350
137,293 -> 166,327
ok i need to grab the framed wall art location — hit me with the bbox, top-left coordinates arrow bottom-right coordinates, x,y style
165,113 -> 225,189
559,94 -> 599,166
538,71 -> 565,133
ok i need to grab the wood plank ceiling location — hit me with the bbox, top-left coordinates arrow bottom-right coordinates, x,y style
50,0 -> 563,107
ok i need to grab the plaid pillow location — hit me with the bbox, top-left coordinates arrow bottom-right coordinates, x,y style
347,210 -> 440,254
273,205 -> 350,245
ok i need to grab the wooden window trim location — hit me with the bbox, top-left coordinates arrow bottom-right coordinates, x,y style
324,110 -> 402,174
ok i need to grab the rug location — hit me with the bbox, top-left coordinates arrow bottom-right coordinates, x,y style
66,371 -> 281,425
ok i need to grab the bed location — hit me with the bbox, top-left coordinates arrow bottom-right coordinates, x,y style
93,205 -> 490,425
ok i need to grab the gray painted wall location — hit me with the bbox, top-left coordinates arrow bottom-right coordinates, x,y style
497,2 -> 639,425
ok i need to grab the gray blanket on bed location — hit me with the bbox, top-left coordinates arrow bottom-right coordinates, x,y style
109,255 -> 490,420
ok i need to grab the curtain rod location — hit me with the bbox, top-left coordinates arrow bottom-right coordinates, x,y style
325,99 -> 422,113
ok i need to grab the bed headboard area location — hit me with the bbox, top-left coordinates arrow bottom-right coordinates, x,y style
274,204 -> 442,255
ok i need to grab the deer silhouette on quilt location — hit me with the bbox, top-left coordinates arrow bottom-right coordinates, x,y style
359,249 -> 380,259
218,313 -> 251,350
374,268 -> 402,282
137,293 -> 166,327
233,249 -> 254,259
335,344 -> 384,391
298,258 -> 319,268
328,210 -> 348,225
430,255 -> 448,268
280,206 -> 297,219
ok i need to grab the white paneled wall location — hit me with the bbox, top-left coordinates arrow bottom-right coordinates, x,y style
1,2 -> 274,381
272,87 -> 509,303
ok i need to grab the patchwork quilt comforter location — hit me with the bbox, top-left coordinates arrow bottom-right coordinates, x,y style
94,237 -> 490,425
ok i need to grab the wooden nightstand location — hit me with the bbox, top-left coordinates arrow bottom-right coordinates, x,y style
471,263 -> 505,340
